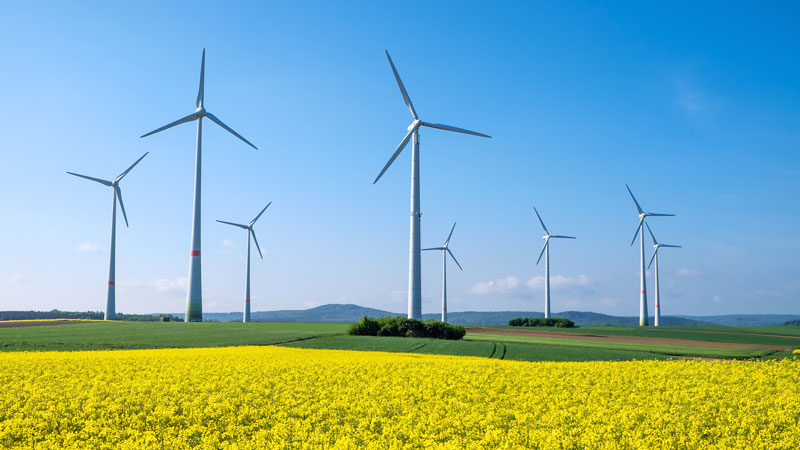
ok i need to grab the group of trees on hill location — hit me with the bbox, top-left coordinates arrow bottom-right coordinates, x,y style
508,317 -> 575,328
784,319 -> 800,326
348,316 -> 466,340
0,310 -> 181,322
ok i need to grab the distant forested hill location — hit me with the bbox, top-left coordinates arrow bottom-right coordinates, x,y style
0,310 -> 180,321
187,304 -> 711,326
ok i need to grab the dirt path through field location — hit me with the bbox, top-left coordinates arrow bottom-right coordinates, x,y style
466,327 -> 793,350
0,320 -> 98,329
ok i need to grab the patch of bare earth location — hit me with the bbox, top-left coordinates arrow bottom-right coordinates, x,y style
466,327 -> 793,350
0,320 -> 97,329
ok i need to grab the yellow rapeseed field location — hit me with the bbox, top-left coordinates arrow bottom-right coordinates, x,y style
0,346 -> 798,449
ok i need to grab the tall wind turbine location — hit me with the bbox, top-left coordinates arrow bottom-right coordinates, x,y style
626,184 -> 674,326
373,50 -> 490,319
141,49 -> 258,322
422,222 -> 463,323
533,207 -> 576,319
217,202 -> 271,323
67,153 -> 148,320
646,223 -> 681,327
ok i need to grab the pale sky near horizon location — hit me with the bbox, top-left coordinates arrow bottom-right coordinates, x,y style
1,1 -> 799,316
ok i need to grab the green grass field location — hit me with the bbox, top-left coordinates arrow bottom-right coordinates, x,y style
486,325 -> 800,346
284,334 -> 672,362
0,321 -> 347,351
0,321 -> 795,361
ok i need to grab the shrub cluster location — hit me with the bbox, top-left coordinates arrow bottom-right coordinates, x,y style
348,316 -> 466,340
508,317 -> 575,328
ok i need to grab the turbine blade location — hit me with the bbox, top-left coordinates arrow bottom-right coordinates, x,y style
216,220 -> 248,230
645,222 -> 658,246
536,240 -> 548,265
630,218 -> 643,246
661,244 -> 682,248
140,112 -> 199,138
115,152 -> 148,182
447,248 -> 463,271
444,222 -> 457,246
385,50 -> 417,120
421,122 -> 491,138
646,212 -> 675,217
533,207 -> 549,235
373,125 -> 416,184
66,172 -> 113,187
251,229 -> 263,259
422,247 -> 445,251
196,49 -> 205,109
648,248 -> 658,269
251,202 -> 272,226
115,186 -> 129,227
625,184 -> 644,215
205,112 -> 258,150
551,235 -> 576,239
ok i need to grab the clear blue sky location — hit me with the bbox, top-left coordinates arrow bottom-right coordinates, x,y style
1,1 -> 798,316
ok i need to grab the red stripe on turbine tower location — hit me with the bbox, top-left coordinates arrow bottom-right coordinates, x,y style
108,281 -> 115,286
641,290 -> 646,294
245,299 -> 250,303
190,250 -> 201,256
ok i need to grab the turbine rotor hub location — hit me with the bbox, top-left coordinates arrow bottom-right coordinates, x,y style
196,106 -> 206,116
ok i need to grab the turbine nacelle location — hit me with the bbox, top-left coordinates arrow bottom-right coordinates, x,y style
372,51 -> 490,185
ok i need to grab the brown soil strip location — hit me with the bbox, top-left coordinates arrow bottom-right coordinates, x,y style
671,328 -> 800,339
466,327 -> 793,350
0,320 -> 97,329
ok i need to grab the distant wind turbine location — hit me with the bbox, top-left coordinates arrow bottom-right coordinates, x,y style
533,207 -> 576,319
626,184 -> 674,326
141,49 -> 258,322
646,223 -> 681,327
217,202 -> 271,323
67,152 -> 148,320
374,50 -> 490,319
422,222 -> 463,323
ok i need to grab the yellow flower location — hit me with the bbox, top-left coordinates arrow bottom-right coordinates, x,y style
0,347 -> 797,449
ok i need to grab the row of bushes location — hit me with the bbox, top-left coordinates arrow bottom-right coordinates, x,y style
348,316 -> 466,340
508,317 -> 575,328
0,310 -> 182,322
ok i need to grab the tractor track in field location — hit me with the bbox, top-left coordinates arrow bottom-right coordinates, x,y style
467,327 -> 794,350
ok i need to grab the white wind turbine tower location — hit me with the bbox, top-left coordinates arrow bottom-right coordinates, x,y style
533,207 -> 576,319
217,202 -> 271,323
374,50 -> 490,319
646,223 -> 681,327
422,222 -> 463,323
626,184 -> 674,326
141,49 -> 258,322
67,152 -> 148,320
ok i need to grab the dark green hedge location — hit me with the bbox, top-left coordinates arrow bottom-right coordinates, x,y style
348,316 -> 466,340
508,317 -> 575,328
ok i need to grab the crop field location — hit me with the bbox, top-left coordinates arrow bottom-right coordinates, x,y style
285,334 -> 672,362
1,346 -> 798,449
0,321 -> 347,352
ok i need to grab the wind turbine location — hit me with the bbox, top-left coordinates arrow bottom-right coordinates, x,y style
373,50 -> 490,320
626,184 -> 674,326
646,223 -> 681,327
533,207 -> 576,319
422,222 -> 463,323
217,202 -> 271,323
67,152 -> 148,321
141,49 -> 258,322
